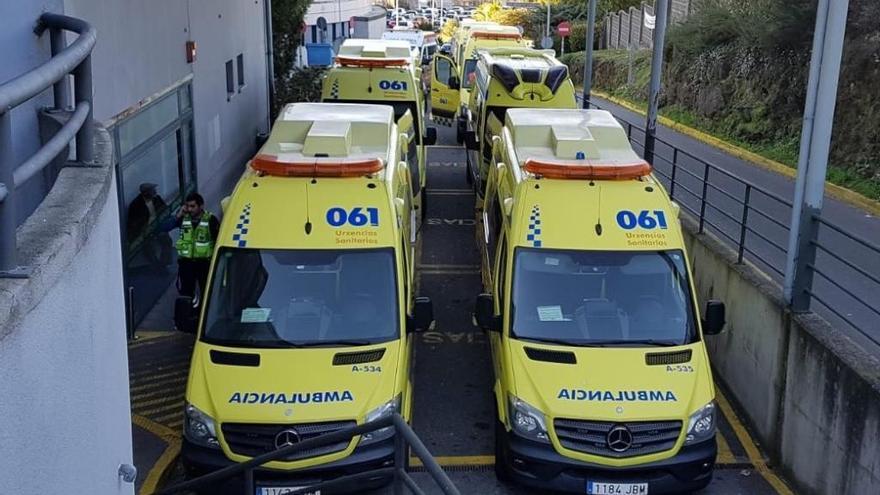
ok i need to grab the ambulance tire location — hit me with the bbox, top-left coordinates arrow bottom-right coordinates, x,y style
420,189 -> 427,222
494,417 -> 512,482
456,120 -> 465,144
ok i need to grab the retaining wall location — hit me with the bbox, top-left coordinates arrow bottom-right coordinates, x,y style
681,216 -> 880,495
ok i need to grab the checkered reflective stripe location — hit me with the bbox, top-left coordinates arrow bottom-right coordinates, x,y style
232,203 -> 252,248
329,79 -> 340,99
432,114 -> 454,127
526,205 -> 542,247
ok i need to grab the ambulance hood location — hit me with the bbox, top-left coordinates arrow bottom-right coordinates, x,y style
507,339 -> 714,422
188,341 -> 402,423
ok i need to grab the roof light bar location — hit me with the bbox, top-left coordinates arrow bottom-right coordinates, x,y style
336,56 -> 409,68
471,31 -> 522,40
253,154 -> 384,177
522,158 -> 652,180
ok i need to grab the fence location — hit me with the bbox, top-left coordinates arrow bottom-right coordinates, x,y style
603,0 -> 692,50
580,95 -> 880,347
154,414 -> 461,495
0,13 -> 96,277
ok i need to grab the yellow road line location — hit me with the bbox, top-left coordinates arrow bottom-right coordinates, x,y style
717,390 -> 794,494
590,90 -> 880,216
430,145 -> 465,149
133,413 -> 178,441
154,410 -> 185,425
138,400 -> 185,417
130,365 -> 189,381
716,431 -> 736,465
420,270 -> 481,275
133,394 -> 188,410
130,375 -> 188,394
132,385 -> 187,403
409,455 -> 495,467
139,437 -> 181,495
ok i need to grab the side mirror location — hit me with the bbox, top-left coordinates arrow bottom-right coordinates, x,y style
474,293 -> 501,332
702,300 -> 726,335
408,296 -> 434,333
423,127 -> 438,146
174,297 -> 198,334
448,75 -> 460,90
464,131 -> 479,151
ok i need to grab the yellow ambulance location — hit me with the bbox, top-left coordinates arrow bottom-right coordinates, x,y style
431,24 -> 528,142
322,39 -> 437,224
474,108 -> 726,494
176,102 -> 434,493
463,47 -> 577,193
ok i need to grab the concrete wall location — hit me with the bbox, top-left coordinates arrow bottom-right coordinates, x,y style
0,129 -> 133,494
0,0 -> 65,223
681,216 -> 880,495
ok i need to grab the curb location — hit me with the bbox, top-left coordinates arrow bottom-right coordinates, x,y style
590,90 -> 880,217
133,414 -> 182,495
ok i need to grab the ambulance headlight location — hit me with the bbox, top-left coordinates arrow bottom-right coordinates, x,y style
685,401 -> 716,445
184,402 -> 220,449
509,395 -> 550,443
359,395 -> 401,446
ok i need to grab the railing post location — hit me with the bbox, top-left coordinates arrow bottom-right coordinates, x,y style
49,28 -> 70,110
73,54 -> 94,164
669,147 -> 678,198
737,186 -> 751,263
394,426 -> 406,495
0,112 -> 17,272
790,208 -> 820,312
698,162 -> 710,233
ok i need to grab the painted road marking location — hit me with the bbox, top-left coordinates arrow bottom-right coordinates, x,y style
426,189 -> 473,196
717,389 -> 794,494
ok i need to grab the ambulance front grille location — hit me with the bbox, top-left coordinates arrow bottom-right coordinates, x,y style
553,419 -> 682,458
222,420 -> 356,461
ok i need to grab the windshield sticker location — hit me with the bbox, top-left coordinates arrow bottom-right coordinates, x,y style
537,305 -> 566,322
229,390 -> 354,405
544,257 -> 559,266
557,389 -> 678,402
232,203 -> 252,247
526,205 -> 542,247
240,307 -> 271,323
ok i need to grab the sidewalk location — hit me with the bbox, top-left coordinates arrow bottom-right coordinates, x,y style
128,282 -> 193,495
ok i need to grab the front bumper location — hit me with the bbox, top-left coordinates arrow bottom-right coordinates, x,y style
182,437 -> 395,494
501,432 -> 716,494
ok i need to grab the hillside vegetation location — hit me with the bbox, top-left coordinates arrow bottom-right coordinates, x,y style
564,0 -> 880,200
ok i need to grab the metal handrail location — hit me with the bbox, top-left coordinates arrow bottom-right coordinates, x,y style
0,13 -> 95,275
155,414 -> 461,495
579,93 -> 879,341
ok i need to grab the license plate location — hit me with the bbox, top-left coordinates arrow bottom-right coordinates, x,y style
257,487 -> 321,495
587,481 -> 648,495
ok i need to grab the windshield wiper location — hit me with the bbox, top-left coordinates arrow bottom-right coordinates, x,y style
584,339 -> 681,347
291,340 -> 376,348
516,336 -> 582,347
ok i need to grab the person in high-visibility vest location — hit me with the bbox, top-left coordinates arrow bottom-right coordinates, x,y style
162,192 -> 219,305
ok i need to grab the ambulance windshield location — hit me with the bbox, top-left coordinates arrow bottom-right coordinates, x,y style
202,247 -> 399,347
510,248 -> 697,346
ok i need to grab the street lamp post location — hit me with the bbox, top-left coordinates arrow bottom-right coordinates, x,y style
581,0 -> 597,108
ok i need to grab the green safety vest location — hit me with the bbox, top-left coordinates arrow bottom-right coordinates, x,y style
176,212 -> 214,259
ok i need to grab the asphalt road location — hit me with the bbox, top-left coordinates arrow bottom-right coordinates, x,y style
584,95 -> 880,351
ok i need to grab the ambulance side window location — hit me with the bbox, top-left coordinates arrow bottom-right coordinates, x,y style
486,193 -> 503,279
495,235 -> 508,312
407,137 -> 420,196
435,57 -> 452,85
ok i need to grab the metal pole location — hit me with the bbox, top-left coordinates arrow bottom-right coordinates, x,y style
0,112 -> 16,272
393,427 -> 406,495
546,0 -> 551,38
582,0 -> 597,108
72,54 -> 94,164
49,28 -> 70,110
263,0 -> 276,123
783,0 -> 849,310
644,0 -> 669,166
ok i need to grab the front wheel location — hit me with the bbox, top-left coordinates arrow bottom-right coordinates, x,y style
456,119 -> 466,144
494,417 -> 512,482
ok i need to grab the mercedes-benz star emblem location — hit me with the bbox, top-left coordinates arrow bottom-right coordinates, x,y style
274,429 -> 301,449
606,425 -> 634,452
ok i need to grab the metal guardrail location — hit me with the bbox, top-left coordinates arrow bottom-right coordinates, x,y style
580,95 -> 880,345
155,413 -> 461,495
0,13 -> 96,277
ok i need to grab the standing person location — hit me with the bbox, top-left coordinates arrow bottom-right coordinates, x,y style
127,183 -> 172,267
162,192 -> 220,305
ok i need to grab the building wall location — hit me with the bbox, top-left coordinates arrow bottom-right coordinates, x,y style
305,0 -> 373,25
63,0 -> 270,208
0,131 -> 132,494
0,0 -> 65,223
